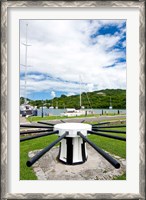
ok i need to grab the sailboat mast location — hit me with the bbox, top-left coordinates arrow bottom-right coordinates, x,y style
80,79 -> 81,108
24,24 -> 28,104
22,23 -> 31,105
109,96 -> 112,109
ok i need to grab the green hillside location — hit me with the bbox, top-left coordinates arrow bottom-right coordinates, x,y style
20,89 -> 126,109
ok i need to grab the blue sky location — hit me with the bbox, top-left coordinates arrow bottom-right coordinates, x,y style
20,20 -> 126,100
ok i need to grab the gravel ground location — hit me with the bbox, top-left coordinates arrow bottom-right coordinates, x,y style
28,144 -> 126,180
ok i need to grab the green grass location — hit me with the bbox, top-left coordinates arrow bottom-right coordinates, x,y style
20,134 -> 58,180
113,172 -> 126,180
90,119 -> 126,125
87,134 -> 126,158
20,124 -> 126,180
88,127 -> 126,158
27,115 -> 68,122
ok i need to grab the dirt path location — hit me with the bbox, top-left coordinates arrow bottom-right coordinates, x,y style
20,116 -> 30,124
38,115 -> 126,124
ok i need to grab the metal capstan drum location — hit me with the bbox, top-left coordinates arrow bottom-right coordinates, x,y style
54,123 -> 92,165
21,120 -> 125,169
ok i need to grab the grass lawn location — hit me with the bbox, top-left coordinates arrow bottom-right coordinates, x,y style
113,172 -> 126,180
20,134 -> 58,180
88,132 -> 126,158
20,123 -> 126,180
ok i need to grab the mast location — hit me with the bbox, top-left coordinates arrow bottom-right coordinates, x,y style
56,101 -> 58,109
24,24 -> 28,104
22,24 -> 31,104
109,96 -> 112,109
80,79 -> 81,108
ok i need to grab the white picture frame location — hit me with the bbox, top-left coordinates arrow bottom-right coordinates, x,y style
1,1 -> 145,199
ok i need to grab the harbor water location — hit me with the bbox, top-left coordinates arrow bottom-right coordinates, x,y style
37,108 -> 126,117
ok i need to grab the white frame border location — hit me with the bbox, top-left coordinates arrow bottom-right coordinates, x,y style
1,1 -> 145,199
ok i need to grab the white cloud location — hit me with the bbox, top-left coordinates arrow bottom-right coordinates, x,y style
20,19 -> 126,98
86,83 -> 94,92
51,91 -> 56,98
66,92 -> 76,97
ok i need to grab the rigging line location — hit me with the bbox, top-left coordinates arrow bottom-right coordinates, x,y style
80,75 -> 93,109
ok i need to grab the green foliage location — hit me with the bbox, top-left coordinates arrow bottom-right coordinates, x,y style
20,97 -> 31,105
20,89 -> 126,109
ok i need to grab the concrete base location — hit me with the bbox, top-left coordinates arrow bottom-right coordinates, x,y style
28,144 -> 126,180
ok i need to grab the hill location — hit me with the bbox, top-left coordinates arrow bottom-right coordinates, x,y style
20,89 -> 126,109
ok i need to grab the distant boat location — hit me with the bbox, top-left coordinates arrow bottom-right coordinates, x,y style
40,106 -> 47,109
61,108 -> 94,117
49,106 -> 54,109
109,96 -> 113,109
20,104 -> 37,117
